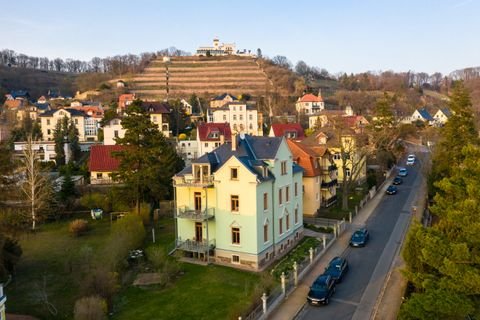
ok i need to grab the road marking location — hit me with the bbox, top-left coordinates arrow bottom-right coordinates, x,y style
331,298 -> 359,306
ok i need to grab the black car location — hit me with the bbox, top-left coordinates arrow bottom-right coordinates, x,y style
349,228 -> 370,247
386,185 -> 398,195
307,274 -> 336,305
393,177 -> 403,185
323,256 -> 348,283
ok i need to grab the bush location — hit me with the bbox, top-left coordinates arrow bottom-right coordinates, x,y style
69,219 -> 89,237
146,246 -> 180,286
81,269 -> 119,311
80,193 -> 107,211
74,295 -> 107,320
102,214 -> 146,271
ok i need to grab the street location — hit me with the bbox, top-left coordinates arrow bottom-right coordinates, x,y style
298,150 -> 426,320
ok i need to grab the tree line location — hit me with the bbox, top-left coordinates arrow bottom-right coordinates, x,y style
0,47 -> 189,76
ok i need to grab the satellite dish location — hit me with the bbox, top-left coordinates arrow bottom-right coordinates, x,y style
239,132 -> 245,140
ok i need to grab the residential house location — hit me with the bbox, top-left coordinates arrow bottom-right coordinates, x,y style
142,102 -> 171,137
210,93 -> 238,109
13,141 -> 57,162
197,122 -> 232,157
177,140 -> 199,165
118,93 -> 136,114
5,90 -> 30,101
103,117 -> 125,145
209,102 -> 262,136
172,134 -> 304,271
39,108 -> 90,141
303,128 -> 367,184
269,123 -> 305,140
88,145 -> 125,184
287,140 -> 337,216
432,108 -> 451,126
296,92 -> 324,115
180,99 -> 193,115
410,108 -> 434,124
308,106 -> 358,129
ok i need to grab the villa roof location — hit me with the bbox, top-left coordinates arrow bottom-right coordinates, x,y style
197,123 -> 232,141
416,108 -> 434,121
39,108 -> 86,117
271,123 -> 305,140
142,102 -> 171,114
298,93 -> 323,103
212,93 -> 238,101
88,145 -> 126,172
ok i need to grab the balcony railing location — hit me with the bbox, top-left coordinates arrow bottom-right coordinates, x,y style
176,206 -> 215,220
176,238 -> 216,253
321,195 -> 337,208
321,179 -> 338,189
174,175 -> 214,187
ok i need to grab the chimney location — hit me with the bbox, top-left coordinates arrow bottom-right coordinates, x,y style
232,133 -> 237,151
220,134 -> 225,145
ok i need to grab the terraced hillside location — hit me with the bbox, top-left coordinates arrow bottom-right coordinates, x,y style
131,56 -> 287,99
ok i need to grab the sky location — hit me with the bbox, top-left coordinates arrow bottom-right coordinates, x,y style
1,0 -> 478,75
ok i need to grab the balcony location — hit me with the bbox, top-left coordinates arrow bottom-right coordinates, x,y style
174,175 -> 214,187
321,179 -> 338,189
176,238 -> 216,253
321,195 -> 337,208
322,164 -> 337,174
176,206 -> 215,220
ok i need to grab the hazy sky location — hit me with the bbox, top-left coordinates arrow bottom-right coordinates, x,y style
1,0 -> 478,75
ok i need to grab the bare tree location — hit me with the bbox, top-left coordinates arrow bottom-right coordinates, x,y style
21,136 -> 52,230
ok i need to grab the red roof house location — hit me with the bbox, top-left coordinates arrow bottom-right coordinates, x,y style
269,123 -> 305,140
298,93 -> 323,103
88,145 -> 126,184
197,123 -> 232,142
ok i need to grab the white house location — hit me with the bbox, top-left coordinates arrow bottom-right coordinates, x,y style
103,117 -> 126,145
14,141 -> 57,162
432,108 -> 451,126
409,108 -> 434,124
177,140 -> 199,165
296,93 -> 325,115
209,102 -> 262,136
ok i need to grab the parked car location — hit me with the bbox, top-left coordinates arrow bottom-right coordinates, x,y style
350,228 -> 370,247
324,256 -> 348,283
386,185 -> 398,195
406,154 -> 416,165
393,177 -> 403,185
307,274 -> 336,305
398,167 -> 408,177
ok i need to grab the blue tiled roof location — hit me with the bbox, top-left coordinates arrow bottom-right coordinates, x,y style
417,108 -> 433,121
212,93 -> 238,101
178,135 -> 288,181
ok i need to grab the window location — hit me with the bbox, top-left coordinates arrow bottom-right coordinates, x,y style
249,114 -> 253,120
264,224 -> 268,242
231,168 -> 238,180
205,142 -> 208,147
295,208 -> 299,224
233,115 -> 237,121
333,153 -> 341,160
46,119 -> 50,125
286,186 -> 290,202
239,106 -> 242,111
74,119 -> 78,124
249,123 -> 253,130
232,228 -> 240,244
114,130 -> 119,138
295,182 -> 298,196
286,214 -> 290,230
278,188 -> 282,205
223,115 -> 227,121
346,168 -> 351,177
152,116 -> 157,122
215,142 -> 219,147
231,195 -> 239,212
47,129 -> 51,135
263,193 -> 268,210
233,106 -> 236,111
232,254 -> 240,263
96,173 -> 103,179
279,218 -> 283,234
239,115 -> 243,121
281,161 -> 287,175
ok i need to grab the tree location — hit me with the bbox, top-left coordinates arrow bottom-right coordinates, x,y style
53,116 -> 80,165
0,235 -> 22,278
271,55 -> 292,70
113,101 -> 184,213
21,136 -> 53,230
256,48 -> 262,58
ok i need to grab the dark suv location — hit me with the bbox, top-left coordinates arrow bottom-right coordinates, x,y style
307,274 -> 336,305
323,256 -> 348,283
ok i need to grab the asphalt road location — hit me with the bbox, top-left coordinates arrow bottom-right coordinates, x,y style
298,154 -> 425,320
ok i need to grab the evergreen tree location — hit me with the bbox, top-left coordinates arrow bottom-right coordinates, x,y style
67,119 -> 81,162
113,100 -> 184,214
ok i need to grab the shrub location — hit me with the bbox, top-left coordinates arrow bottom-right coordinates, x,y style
69,219 -> 89,237
74,295 -> 107,320
80,193 -> 107,211
81,269 -> 119,311
178,133 -> 187,140
146,246 -> 180,286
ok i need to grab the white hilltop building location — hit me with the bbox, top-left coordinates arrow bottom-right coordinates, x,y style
195,38 -> 255,57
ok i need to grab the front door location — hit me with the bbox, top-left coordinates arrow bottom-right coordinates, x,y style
194,192 -> 202,211
195,222 -> 203,242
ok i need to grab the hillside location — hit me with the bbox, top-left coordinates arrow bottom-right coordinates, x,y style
0,65 -> 76,102
129,56 -> 294,100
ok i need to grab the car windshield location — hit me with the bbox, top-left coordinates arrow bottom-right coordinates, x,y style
352,232 -> 364,239
311,283 -> 328,292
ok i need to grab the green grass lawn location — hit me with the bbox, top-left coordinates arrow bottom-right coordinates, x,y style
319,186 -> 368,220
6,215 -> 113,319
6,215 -> 263,320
